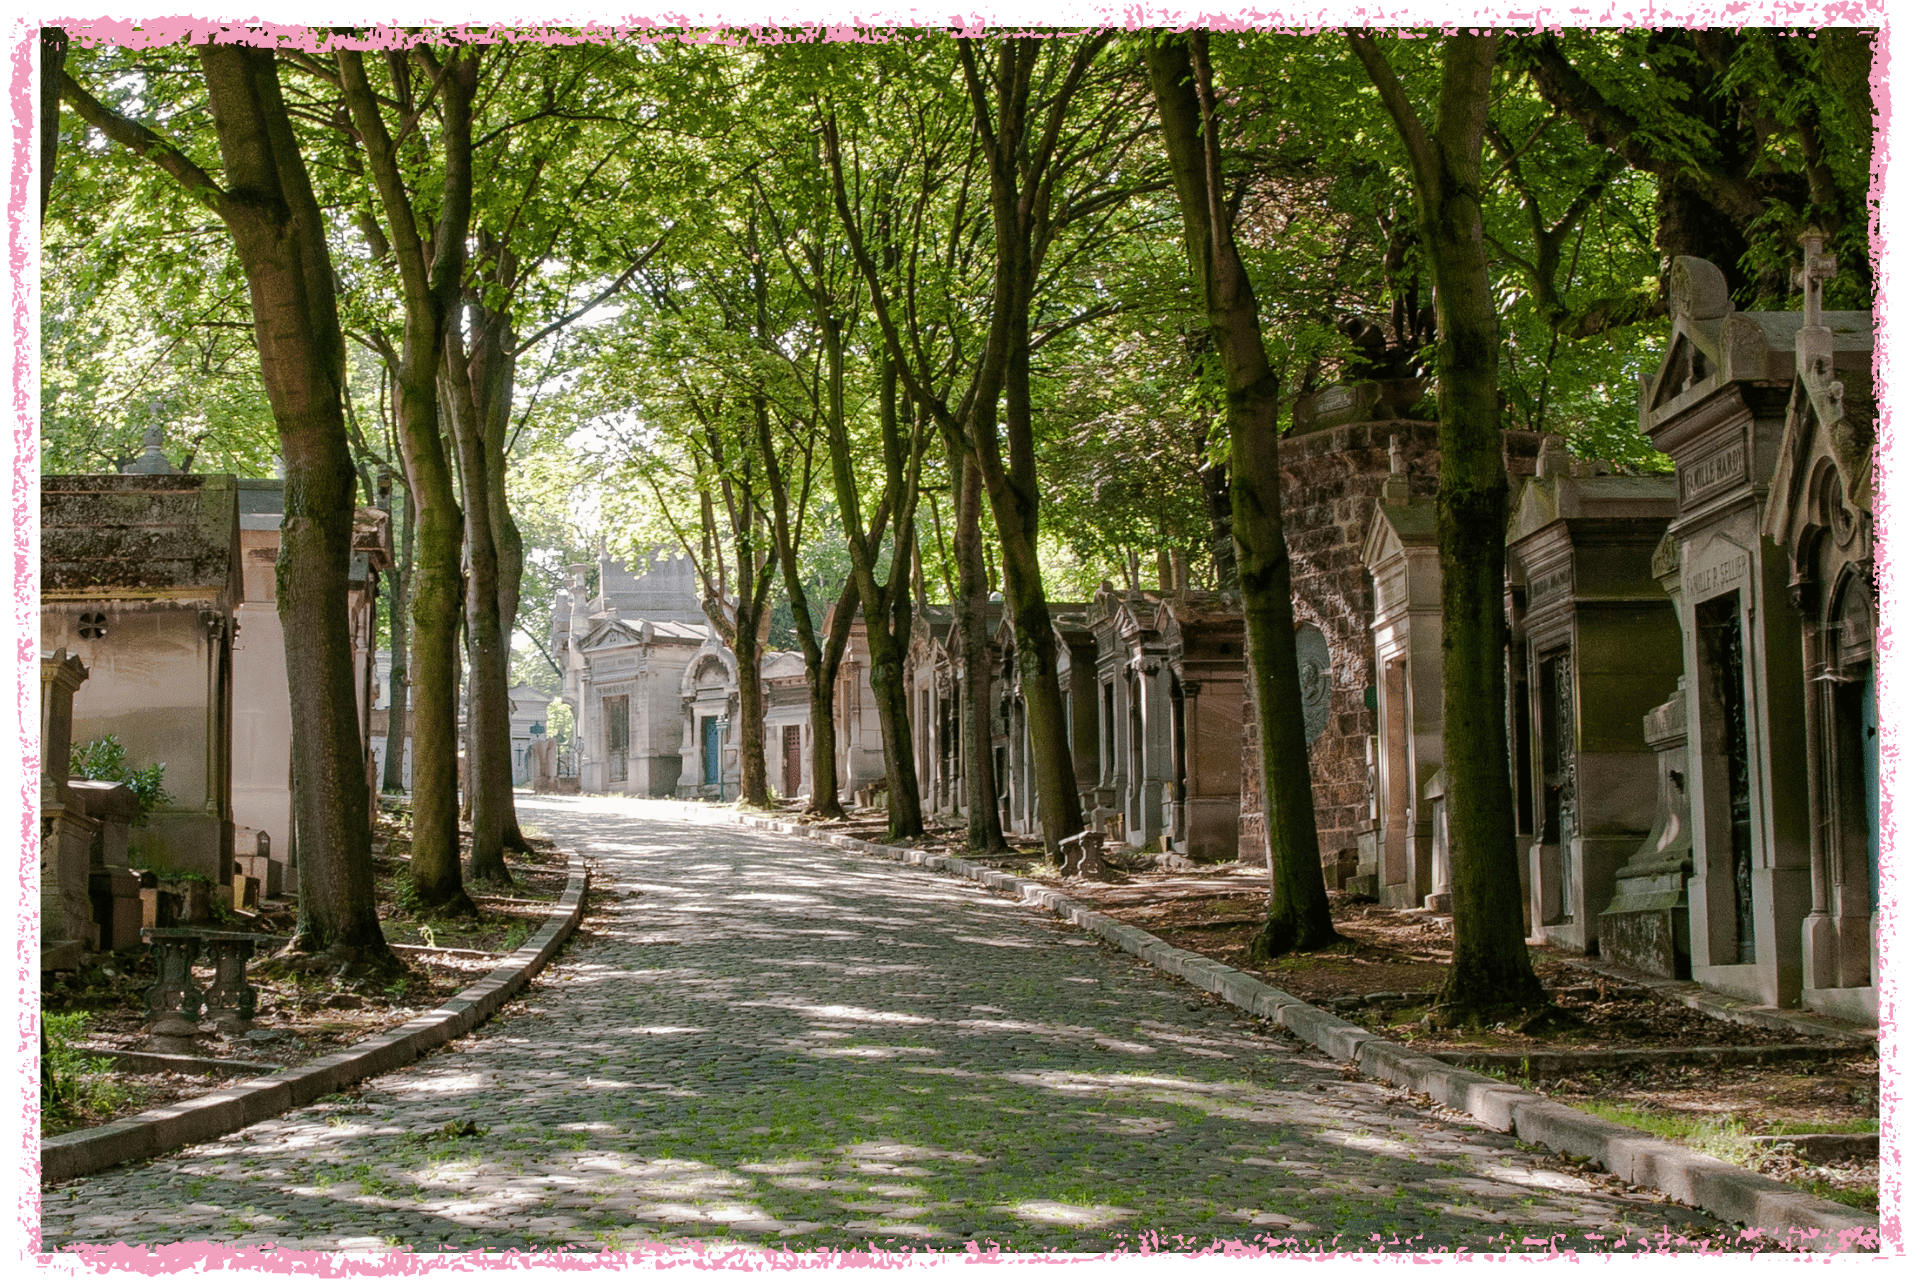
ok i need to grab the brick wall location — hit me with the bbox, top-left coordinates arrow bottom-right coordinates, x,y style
1238,421 -> 1542,871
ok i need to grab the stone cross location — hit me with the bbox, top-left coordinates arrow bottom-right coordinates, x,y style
1381,433 -> 1410,506
1793,229 -> 1842,403
1796,228 -> 1837,329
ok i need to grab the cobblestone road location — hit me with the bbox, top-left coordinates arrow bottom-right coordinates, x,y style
43,796 -> 1733,1255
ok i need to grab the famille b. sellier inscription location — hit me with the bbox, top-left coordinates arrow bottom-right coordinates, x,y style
1685,549 -> 1749,602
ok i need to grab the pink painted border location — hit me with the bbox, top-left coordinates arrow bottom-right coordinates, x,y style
10,1 -> 1897,1268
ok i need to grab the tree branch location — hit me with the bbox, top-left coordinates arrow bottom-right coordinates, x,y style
1345,33 -> 1440,211
59,70 -> 228,216
510,224 -> 676,356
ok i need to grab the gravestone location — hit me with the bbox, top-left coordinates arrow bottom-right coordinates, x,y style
69,778 -> 143,952
1637,252 -> 1869,1009
1507,451 -> 1681,953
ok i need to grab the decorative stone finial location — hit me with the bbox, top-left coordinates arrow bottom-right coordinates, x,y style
1669,255 -> 1730,324
1535,434 -> 1572,480
1793,228 -> 1841,404
122,419 -> 176,475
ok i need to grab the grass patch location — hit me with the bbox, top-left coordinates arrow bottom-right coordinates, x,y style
40,1012 -> 147,1132
1765,1116 -> 1878,1136
1570,1100 -> 1755,1160
1570,1098 -> 1877,1144
1568,1098 -> 1879,1212
1792,1178 -> 1877,1210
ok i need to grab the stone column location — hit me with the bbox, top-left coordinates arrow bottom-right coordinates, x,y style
41,649 -> 97,968
1138,660 -> 1173,849
41,648 -> 87,796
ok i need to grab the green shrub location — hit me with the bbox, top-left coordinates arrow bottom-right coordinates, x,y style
69,735 -> 171,823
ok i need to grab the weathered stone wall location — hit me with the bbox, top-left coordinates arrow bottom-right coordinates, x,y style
1238,422 -> 1543,871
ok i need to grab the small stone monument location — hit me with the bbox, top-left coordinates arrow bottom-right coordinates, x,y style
122,417 -> 177,475
1059,830 -> 1120,882
1597,683 -> 1694,978
529,735 -> 559,794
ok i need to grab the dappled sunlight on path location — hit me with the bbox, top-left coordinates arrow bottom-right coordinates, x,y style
43,796 -> 1733,1255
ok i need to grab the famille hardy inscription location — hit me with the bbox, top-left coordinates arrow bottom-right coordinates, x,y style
1682,442 -> 1746,506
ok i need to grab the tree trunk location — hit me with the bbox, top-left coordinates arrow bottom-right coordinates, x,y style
81,45 -> 397,965
36,25 -> 64,217
1148,33 -> 1334,955
754,395 -> 854,820
338,47 -> 476,917
459,282 -> 533,853
702,416 -> 778,809
952,445 -> 1008,854
438,234 -> 521,876
828,348 -> 925,841
381,478 -> 413,794
443,327 -> 514,881
958,36 -> 1099,859
1351,32 -> 1545,1018
972,261 -> 1083,857
733,600 -> 771,806
813,580 -> 862,813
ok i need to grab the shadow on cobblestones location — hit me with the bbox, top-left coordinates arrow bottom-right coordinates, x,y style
42,797 -> 1745,1256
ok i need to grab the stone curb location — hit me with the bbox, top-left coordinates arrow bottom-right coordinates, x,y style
40,855 -> 592,1186
1426,1043 -> 1868,1076
703,807 -> 1878,1252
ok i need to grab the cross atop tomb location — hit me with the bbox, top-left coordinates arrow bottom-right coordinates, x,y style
1790,228 -> 1845,415
1381,433 -> 1410,506
1795,228 -> 1837,329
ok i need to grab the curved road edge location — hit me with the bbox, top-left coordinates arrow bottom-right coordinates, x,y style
40,854 -> 592,1187
694,805 -> 1877,1254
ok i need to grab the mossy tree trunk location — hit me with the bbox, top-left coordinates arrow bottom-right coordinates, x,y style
338,45 -> 479,916
381,475 -> 413,795
951,446 -> 1009,854
1351,32 -> 1545,1018
1147,33 -> 1335,955
62,48 -> 399,966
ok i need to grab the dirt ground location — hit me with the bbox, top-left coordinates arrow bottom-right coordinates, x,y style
40,809 -> 578,1139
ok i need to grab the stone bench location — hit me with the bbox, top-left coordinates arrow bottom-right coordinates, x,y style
141,928 -> 285,1050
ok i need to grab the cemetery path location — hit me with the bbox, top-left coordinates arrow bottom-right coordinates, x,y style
42,796 -> 1734,1255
